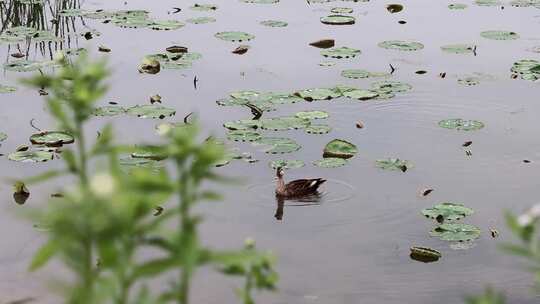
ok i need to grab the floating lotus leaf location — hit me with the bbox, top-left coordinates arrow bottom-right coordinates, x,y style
422,203 -> 474,221
83,10 -> 116,19
371,80 -> 412,93
260,20 -> 288,27
59,8 -> 86,17
480,30 -> 519,40
319,61 -> 336,67
438,119 -> 484,131
93,106 -> 126,116
190,4 -> 218,11
216,98 -> 249,106
410,247 -> 441,263
386,4 -> 404,13
131,145 -> 167,160
510,0 -> 532,7
260,116 -> 311,131
511,59 -> 540,81
475,0 -> 501,6
306,124 -> 332,134
227,130 -> 261,142
187,17 -> 216,24
223,119 -> 261,130
376,158 -> 413,171
341,69 -> 390,79
0,132 -> 7,142
458,76 -> 480,86
269,93 -> 304,104
378,40 -> 424,51
215,31 -> 255,42
430,223 -> 481,242
320,15 -> 356,25
155,122 -> 186,135
343,89 -> 379,100
8,150 -> 54,162
127,105 -> 176,119
0,33 -> 25,43
4,60 -> 55,72
323,139 -> 357,159
448,3 -> 468,9
0,85 -> 17,93
313,158 -> 348,168
321,47 -> 361,59
150,20 -> 185,30
269,159 -> 305,170
113,17 -> 152,29
331,7 -> 354,13
373,90 -> 396,100
241,0 -> 279,3
441,44 -> 475,54
295,88 -> 341,101
30,131 -> 74,147
254,137 -> 301,154
295,110 -> 329,120
30,31 -> 61,43
332,85 -> 357,95
162,60 -> 192,70
119,157 -> 163,171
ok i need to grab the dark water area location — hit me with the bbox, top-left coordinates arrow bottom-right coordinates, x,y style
1,0 -> 540,303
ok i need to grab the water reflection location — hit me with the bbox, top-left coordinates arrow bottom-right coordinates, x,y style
274,193 -> 322,221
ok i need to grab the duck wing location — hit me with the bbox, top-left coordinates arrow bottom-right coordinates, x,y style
285,178 -> 326,194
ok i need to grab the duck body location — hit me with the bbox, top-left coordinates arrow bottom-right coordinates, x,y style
275,168 -> 326,198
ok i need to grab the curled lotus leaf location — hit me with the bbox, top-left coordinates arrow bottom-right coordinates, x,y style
376,158 -> 413,171
8,150 -> 54,162
260,20 -> 288,27
149,20 -> 185,30
93,106 -> 126,116
441,44 -> 475,54
0,85 -> 17,93
127,105 -> 176,119
480,30 -> 519,40
254,137 -> 301,154
190,4 -> 218,11
295,110 -> 329,120
410,247 -> 441,263
269,159 -> 305,170
30,131 -> 74,147
0,132 -> 7,142
371,80 -> 412,93
313,158 -> 348,168
306,124 -> 332,134
323,139 -> 357,159
187,17 -> 216,24
448,3 -> 468,9
438,119 -> 484,131
260,116 -> 311,131
422,203 -> 474,221
295,88 -> 341,101
320,46 -> 361,59
320,15 -> 356,25
227,130 -> 261,142
215,31 -> 255,42
331,7 -> 354,13
378,40 -> 424,51
430,223 -> 481,242
458,76 -> 480,86
223,119 -> 261,130
343,89 -> 379,100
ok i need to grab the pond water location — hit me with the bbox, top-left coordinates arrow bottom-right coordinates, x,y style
1,0 -> 540,303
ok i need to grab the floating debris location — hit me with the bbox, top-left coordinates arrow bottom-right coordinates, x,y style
410,247 -> 441,263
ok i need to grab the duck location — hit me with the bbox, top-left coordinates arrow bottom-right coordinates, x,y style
275,167 -> 326,198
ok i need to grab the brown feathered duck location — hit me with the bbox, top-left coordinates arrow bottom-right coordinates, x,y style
275,167 -> 326,198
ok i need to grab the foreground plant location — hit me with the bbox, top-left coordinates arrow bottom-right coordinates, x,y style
23,55 -> 277,304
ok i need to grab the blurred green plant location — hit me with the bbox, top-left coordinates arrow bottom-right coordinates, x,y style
22,54 -> 278,304
465,288 -> 505,304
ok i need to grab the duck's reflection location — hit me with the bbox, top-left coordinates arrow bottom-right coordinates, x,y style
274,193 -> 323,221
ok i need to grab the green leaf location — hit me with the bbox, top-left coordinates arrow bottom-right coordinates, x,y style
30,240 -> 59,271
132,258 -> 180,279
323,139 -> 357,159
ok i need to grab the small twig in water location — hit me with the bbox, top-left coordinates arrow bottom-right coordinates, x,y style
193,76 -> 198,89
29,118 -> 41,132
184,112 -> 194,124
389,64 -> 396,74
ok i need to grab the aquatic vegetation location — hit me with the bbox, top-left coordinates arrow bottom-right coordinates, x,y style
295,88 -> 341,101
187,16 -> 217,24
126,105 -> 176,119
341,69 -> 390,79
320,15 -> 356,25
323,139 -> 357,159
0,84 -> 17,93
306,124 -> 332,134
410,247 -> 441,263
255,137 -> 301,154
215,31 -> 255,42
4,60 -> 56,72
343,89 -> 379,100
320,46 -> 361,59
93,106 -> 126,116
8,150 -> 54,162
190,3 -> 218,11
441,44 -> 476,54
149,20 -> 185,30
422,203 -> 474,221
475,0 -> 502,6
295,110 -> 329,120
260,116 -> 311,131
448,3 -> 468,9
371,80 -> 412,93
30,131 -> 74,147
458,76 -> 481,86
511,59 -> 540,81
480,30 -> 519,40
0,132 -> 7,142
227,130 -> 262,142
378,40 -> 424,51
270,159 -> 305,169
376,158 -> 413,171
430,223 -> 481,242
438,119 -> 485,131
260,20 -> 288,27
331,7 -> 354,13
386,4 -> 404,13
310,39 -> 335,49
313,157 -> 348,168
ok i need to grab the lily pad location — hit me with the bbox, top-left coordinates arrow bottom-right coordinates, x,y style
378,40 -> 424,51
438,119 -> 484,131
186,17 -> 216,24
306,124 -> 332,134
480,30 -> 519,40
4,60 -> 54,72
241,0 -> 279,3
295,88 -> 341,101
260,116 -> 311,131
149,20 -> 185,30
30,131 -> 74,147
321,47 -> 361,59
323,139 -> 357,159
269,159 -> 305,170
448,3 -> 468,9
458,77 -> 480,86
190,4 -> 218,11
227,130 -> 261,142
371,80 -> 412,93
430,223 -> 481,242
343,89 -> 379,100
441,44 -> 475,54
410,247 -> 441,263
0,85 -> 17,93
0,132 -> 7,142
93,106 -> 126,116
511,59 -> 540,81
295,111 -> 329,120
313,157 -> 348,168
131,145 -> 167,160
215,31 -> 255,42
8,150 -> 54,162
331,7 -> 354,13
269,93 -> 304,104
254,137 -> 301,154
422,203 -> 474,221
376,158 -> 413,171
223,119 -> 261,130
260,20 -> 288,27
475,0 -> 501,6
321,15 -> 355,25
341,69 -> 390,79
127,105 -> 176,119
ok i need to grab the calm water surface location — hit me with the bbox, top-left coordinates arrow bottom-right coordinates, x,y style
1,0 -> 540,303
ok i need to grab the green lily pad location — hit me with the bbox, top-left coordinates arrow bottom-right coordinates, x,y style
448,3 -> 468,9
313,158 -> 348,168
227,130 -> 261,142
30,31 -> 61,43
422,203 -> 474,221
295,88 -> 341,101
0,132 -> 7,142
295,111 -> 329,120
441,44 -> 475,54
319,61 -> 336,67
438,119 -> 484,131
113,17 -> 153,29
260,20 -> 288,27
215,31 -> 255,42
269,93 -> 304,104
0,85 -> 17,93
475,0 -> 501,6
331,7 -> 354,13
260,116 -> 311,131
378,40 -> 424,51
93,106 -> 126,116
190,4 -> 218,11
306,124 -> 332,134
186,17 -> 217,24
341,69 -> 390,79
131,145 -> 167,160
511,59 -> 540,81
371,80 -> 412,93
343,89 -> 379,100
254,137 -> 301,154
430,223 -> 481,242
320,15 -> 356,25
376,158 -> 413,171
4,60 -> 55,72
8,150 -> 54,162
480,30 -> 519,40
119,157 -> 163,172
150,20 -> 185,30
269,159 -> 305,170
458,77 -> 480,86
223,119 -> 261,130
321,46 -> 361,59
127,105 -> 176,119
323,139 -> 357,159
30,131 -> 74,147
